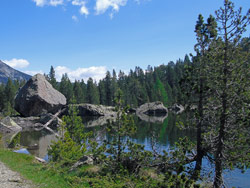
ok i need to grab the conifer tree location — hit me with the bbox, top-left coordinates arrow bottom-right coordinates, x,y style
204,1 -> 250,187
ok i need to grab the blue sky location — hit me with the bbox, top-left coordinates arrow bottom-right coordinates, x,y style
0,0 -> 249,81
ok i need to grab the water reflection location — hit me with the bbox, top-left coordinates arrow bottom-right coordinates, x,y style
85,113 -> 196,150
18,130 -> 57,159
3,112 -> 249,187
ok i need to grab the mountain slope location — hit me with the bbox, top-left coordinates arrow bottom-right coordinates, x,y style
0,60 -> 31,83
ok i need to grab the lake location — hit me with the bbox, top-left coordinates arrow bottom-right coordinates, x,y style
4,113 -> 250,188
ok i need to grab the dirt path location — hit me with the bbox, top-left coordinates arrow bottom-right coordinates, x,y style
0,161 -> 34,188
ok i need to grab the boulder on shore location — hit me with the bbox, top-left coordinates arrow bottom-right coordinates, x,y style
74,104 -> 116,117
14,74 -> 66,117
136,102 -> 168,116
0,116 -> 22,133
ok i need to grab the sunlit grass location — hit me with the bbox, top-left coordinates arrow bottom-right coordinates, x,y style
0,149 -> 70,188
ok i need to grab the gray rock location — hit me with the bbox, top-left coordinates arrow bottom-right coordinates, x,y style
136,102 -> 168,116
74,104 -> 116,117
70,155 -> 94,171
0,116 -> 22,134
11,116 -> 40,131
14,74 -> 66,117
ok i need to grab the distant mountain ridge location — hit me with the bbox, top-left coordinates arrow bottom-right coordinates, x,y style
0,60 -> 31,83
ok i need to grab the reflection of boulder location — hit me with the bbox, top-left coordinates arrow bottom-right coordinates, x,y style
0,116 -> 22,134
85,115 -> 116,127
136,102 -> 168,116
14,74 -> 66,117
169,104 -> 185,114
137,112 -> 168,123
19,130 -> 57,159
73,104 -> 116,116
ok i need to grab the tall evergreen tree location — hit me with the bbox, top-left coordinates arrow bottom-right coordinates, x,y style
86,78 -> 100,104
205,1 -> 250,187
48,66 -> 57,89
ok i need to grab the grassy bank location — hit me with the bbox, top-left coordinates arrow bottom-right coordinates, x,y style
0,148 -> 70,188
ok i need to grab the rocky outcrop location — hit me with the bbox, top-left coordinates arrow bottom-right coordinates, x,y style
11,117 -> 42,131
136,102 -> 168,116
0,116 -> 22,134
74,104 -> 116,117
14,74 -> 66,117
0,60 -> 31,84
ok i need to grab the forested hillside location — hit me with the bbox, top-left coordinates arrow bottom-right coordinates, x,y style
46,55 -> 191,107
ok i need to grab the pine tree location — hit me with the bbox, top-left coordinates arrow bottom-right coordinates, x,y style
205,1 -> 250,187
49,66 -> 57,89
59,73 -> 73,104
86,78 -> 100,104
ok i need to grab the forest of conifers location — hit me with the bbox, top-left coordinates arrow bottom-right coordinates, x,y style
0,1 -> 249,187
0,35 -> 249,115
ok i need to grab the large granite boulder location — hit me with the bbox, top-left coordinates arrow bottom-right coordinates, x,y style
14,74 -> 66,117
136,102 -> 168,116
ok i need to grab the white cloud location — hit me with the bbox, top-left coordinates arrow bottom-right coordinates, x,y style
49,0 -> 64,6
72,0 -> 89,16
95,0 -> 127,15
54,66 -> 107,82
80,5 -> 89,16
32,0 -> 64,7
32,0 -> 47,7
3,58 -> 30,69
72,15 -> 79,22
32,0 -> 146,18
24,70 -> 44,76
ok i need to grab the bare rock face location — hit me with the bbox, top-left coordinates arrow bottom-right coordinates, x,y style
14,74 -> 66,117
136,102 -> 168,116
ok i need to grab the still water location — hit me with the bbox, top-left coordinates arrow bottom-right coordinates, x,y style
6,113 -> 250,188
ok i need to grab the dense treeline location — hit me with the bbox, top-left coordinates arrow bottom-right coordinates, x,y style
0,56 -> 190,115
0,79 -> 25,116
47,56 -> 191,107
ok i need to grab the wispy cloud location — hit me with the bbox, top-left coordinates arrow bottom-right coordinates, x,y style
54,66 -> 107,82
95,0 -> 127,17
32,0 -> 46,7
49,0 -> 64,6
3,58 -> 30,69
32,0 -> 64,7
32,0 -> 145,18
72,0 -> 89,16
72,15 -> 79,22
24,70 -> 44,76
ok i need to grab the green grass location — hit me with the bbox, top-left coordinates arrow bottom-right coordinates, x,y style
0,149 -> 70,188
